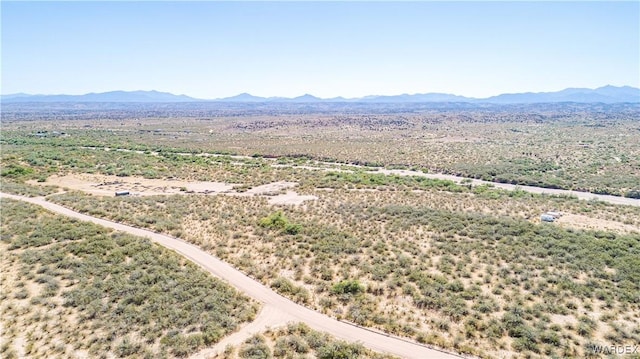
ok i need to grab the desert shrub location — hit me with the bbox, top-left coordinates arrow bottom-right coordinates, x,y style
446,280 -> 465,292
330,280 -> 365,305
331,280 -> 364,296
271,277 -> 310,304
625,189 -> 640,199
0,199 -> 258,358
512,334 -> 540,353
273,335 -> 310,356
1,164 -> 34,178
316,341 -> 365,359
259,211 -> 302,235
239,335 -> 272,359
539,331 -> 561,346
115,337 -> 141,357
260,211 -> 288,229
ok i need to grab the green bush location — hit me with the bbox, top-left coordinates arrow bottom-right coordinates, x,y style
239,335 -> 272,359
259,211 -> 302,235
271,277 -> 310,304
331,280 -> 365,296
260,211 -> 288,229
316,341 -> 365,359
273,335 -> 310,356
1,164 -> 34,178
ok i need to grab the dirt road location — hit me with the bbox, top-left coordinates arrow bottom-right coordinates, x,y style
376,169 -> 640,207
0,193 -> 464,359
78,146 -> 640,207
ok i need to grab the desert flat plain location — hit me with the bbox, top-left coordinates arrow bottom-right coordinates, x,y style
1,101 -> 639,359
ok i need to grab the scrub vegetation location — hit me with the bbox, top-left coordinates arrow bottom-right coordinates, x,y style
48,190 -> 640,358
1,102 -> 639,358
214,323 -> 396,359
4,102 -> 638,196
0,199 -> 258,358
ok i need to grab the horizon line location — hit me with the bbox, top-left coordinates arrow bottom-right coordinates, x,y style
3,84 -> 640,100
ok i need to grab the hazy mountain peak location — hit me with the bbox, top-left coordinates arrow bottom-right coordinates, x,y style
1,90 -> 198,103
2,86 -> 638,104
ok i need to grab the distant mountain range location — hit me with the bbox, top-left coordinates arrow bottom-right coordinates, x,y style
2,86 -> 639,104
0,90 -> 196,103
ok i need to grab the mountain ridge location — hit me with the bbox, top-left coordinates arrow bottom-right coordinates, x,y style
2,86 -> 639,104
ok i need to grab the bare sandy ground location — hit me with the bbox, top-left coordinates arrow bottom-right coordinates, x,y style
267,191 -> 318,205
242,181 -> 297,195
30,174 -> 233,196
30,175 -> 316,206
0,193 -> 465,359
555,213 -> 639,233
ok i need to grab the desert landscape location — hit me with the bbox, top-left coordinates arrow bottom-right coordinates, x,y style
2,1 -> 639,358
2,102 -> 639,358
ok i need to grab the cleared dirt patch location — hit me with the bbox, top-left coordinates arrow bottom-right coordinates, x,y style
184,181 -> 236,193
268,191 -> 319,205
556,213 -> 639,233
31,174 -> 234,196
31,175 -> 317,206
243,181 -> 298,195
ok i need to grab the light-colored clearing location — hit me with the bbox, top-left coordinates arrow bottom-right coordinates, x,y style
550,314 -> 577,326
243,181 -> 297,195
556,213 -> 639,233
268,191 -> 319,205
31,174 -> 234,196
30,175 -> 317,206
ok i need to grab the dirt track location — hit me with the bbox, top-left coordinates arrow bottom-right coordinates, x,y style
69,147 -> 640,207
376,169 -> 640,207
0,192 -> 464,359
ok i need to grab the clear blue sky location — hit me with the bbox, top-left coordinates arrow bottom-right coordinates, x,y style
2,1 -> 638,99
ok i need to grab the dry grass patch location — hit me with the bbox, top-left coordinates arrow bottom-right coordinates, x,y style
555,213 -> 639,233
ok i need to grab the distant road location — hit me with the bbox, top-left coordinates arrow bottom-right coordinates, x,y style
81,146 -> 640,207
376,169 -> 640,207
0,192 -> 465,359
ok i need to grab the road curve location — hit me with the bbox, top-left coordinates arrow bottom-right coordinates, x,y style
0,193 -> 464,359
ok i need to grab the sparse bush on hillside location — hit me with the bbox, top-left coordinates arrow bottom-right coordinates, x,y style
0,198 -> 258,358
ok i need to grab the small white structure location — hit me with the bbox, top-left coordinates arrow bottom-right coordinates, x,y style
546,211 -> 563,219
541,211 -> 563,222
115,190 -> 130,196
540,214 -> 555,222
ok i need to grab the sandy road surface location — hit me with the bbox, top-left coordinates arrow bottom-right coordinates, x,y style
376,169 -> 640,207
0,193 -> 463,359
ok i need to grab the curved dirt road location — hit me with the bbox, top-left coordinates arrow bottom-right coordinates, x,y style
0,193 -> 463,359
